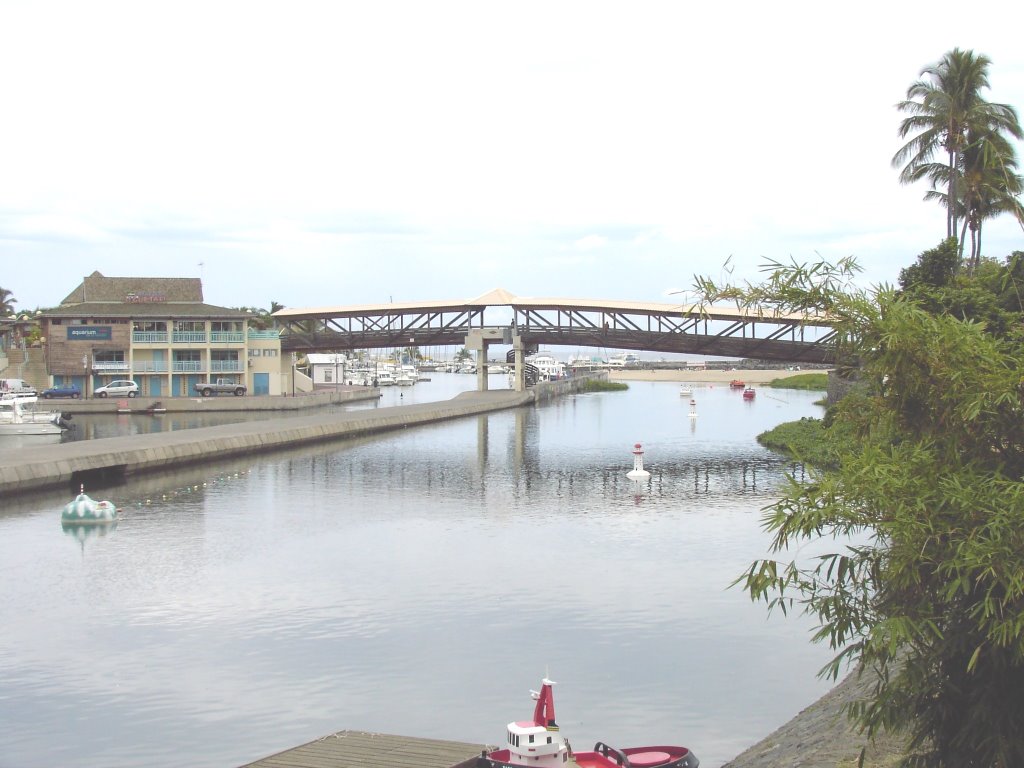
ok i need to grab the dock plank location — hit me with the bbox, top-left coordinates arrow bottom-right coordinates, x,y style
240,730 -> 485,768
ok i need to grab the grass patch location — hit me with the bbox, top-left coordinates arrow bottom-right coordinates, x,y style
757,417 -> 835,468
576,378 -> 629,392
767,372 -> 829,390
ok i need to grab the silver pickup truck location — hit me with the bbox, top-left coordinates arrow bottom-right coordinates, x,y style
194,379 -> 247,397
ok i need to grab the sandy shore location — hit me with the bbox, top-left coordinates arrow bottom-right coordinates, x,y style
607,368 -> 825,384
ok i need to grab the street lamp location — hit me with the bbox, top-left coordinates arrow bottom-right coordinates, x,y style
82,354 -> 89,398
334,354 -> 340,393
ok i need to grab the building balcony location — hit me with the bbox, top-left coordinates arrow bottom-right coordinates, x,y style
211,360 -> 243,373
210,332 -> 245,344
132,332 -> 169,344
172,361 -> 204,373
172,332 -> 207,344
93,361 -> 130,372
133,361 -> 170,373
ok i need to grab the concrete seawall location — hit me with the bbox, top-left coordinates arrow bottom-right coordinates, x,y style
0,389 -> 545,497
36,388 -> 381,413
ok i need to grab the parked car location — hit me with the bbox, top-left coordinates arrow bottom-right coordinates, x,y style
93,380 -> 140,398
41,384 -> 82,399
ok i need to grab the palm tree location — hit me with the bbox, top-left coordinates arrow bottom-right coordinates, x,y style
959,130 -> 1023,269
920,129 -> 1023,270
0,287 -> 16,316
892,48 -> 1022,243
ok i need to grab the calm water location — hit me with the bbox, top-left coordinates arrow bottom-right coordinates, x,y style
0,376 -> 838,768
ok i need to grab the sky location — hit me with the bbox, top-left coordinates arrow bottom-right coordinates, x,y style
2,1 -> 1023,315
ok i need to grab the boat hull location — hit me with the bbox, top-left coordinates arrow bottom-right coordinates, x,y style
0,421 -> 63,435
480,744 -> 698,768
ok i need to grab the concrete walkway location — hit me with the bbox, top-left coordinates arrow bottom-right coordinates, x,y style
0,390 -> 534,496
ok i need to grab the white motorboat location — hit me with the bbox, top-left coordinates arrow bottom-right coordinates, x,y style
0,396 -> 71,436
525,352 -> 565,381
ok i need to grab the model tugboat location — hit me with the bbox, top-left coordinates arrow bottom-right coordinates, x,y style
477,677 -> 698,768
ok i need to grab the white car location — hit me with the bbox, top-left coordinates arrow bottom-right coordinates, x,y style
93,380 -> 140,398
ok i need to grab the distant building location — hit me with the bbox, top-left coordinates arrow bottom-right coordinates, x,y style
39,271 -> 285,396
307,353 -> 351,386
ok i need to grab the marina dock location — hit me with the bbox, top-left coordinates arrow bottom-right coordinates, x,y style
239,730 -> 483,768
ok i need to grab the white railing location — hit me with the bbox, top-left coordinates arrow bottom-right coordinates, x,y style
210,332 -> 245,343
211,361 -> 243,373
132,332 -> 169,344
172,361 -> 204,373
93,361 -> 130,372
172,332 -> 207,344
133,361 -> 170,373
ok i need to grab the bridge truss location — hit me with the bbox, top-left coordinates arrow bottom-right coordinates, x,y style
273,292 -> 837,364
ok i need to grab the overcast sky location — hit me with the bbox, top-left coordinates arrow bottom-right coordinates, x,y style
2,1 -> 1022,315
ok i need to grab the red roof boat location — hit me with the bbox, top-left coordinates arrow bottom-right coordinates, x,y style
477,677 -> 699,768
742,387 -> 755,400
729,379 -> 745,389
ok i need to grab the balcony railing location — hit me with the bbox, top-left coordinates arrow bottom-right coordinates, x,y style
211,360 -> 243,373
210,332 -> 245,343
132,332 -> 169,344
172,361 -> 204,373
93,361 -> 130,372
247,330 -> 282,340
172,332 -> 207,344
133,361 -> 170,373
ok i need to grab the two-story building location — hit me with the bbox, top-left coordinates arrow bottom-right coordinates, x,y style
40,271 -> 285,396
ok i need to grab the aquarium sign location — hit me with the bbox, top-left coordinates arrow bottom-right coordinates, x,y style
67,326 -> 112,341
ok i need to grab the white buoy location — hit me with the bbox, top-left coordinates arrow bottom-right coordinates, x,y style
689,398 -> 697,419
626,442 -> 651,479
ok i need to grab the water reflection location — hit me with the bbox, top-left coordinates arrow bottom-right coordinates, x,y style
0,380 -> 833,768
61,519 -> 118,556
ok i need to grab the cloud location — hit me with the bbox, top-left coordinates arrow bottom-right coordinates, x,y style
573,235 -> 609,251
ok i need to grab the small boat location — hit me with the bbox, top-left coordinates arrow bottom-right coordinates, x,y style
477,677 -> 699,768
729,380 -> 745,389
742,388 -> 755,400
0,396 -> 71,436
61,487 -> 118,524
679,386 -> 692,397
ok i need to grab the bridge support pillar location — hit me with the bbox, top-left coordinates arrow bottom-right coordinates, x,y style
465,328 -> 508,392
512,333 -> 525,392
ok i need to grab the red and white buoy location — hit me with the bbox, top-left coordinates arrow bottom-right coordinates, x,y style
626,442 -> 651,479
689,399 -> 697,419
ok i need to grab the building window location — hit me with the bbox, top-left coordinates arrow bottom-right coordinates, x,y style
174,320 -> 204,333
133,321 -> 167,332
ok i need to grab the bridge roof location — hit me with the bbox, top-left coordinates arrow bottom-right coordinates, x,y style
273,288 -> 821,324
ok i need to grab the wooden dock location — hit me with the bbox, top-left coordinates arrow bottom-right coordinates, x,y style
240,730 -> 484,768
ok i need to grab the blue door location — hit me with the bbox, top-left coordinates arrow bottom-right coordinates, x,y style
253,372 -> 269,395
150,377 -> 162,397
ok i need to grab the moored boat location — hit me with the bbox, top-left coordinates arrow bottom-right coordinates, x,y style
742,387 -> 755,400
61,487 -> 119,524
477,677 -> 698,768
729,379 -> 745,389
0,396 -> 71,436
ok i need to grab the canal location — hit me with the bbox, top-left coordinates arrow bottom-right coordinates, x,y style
0,375 -> 837,768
